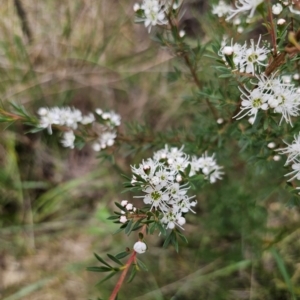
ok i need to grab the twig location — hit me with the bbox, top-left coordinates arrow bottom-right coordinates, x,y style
109,251 -> 137,300
14,0 -> 32,43
166,12 -> 218,120
109,225 -> 146,300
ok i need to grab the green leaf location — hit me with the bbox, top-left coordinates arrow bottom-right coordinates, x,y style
107,215 -> 120,220
157,222 -> 167,236
114,202 -> 126,211
271,247 -> 296,299
95,271 -> 118,286
127,265 -> 137,283
218,73 -> 233,78
94,253 -> 112,268
125,219 -> 133,235
86,266 -> 112,272
136,258 -> 148,271
115,251 -> 130,260
177,231 -> 188,244
163,230 -> 173,249
107,254 -> 124,266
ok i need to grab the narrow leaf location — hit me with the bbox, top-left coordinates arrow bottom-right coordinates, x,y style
86,266 -> 112,272
107,254 -> 124,266
136,258 -> 148,271
115,251 -> 130,260
95,271 -> 118,285
94,253 -> 112,268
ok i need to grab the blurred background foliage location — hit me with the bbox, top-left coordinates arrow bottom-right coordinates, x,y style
0,0 -> 300,299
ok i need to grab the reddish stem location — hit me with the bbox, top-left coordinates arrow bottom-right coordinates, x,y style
109,251 -> 137,300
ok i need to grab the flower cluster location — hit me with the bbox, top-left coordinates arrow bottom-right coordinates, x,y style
119,200 -> 137,224
277,134 -> 300,182
38,106 -> 121,150
133,0 -> 179,32
127,145 -> 224,230
219,35 -> 269,75
234,73 -> 300,125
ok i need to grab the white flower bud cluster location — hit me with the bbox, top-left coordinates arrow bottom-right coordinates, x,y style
131,145 -> 224,230
119,200 -> 137,223
37,106 -> 121,150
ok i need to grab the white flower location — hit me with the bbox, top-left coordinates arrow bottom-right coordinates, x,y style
273,155 -> 281,161
133,241 -> 147,254
96,131 -> 117,149
140,0 -> 168,32
277,134 -> 300,164
212,0 -> 232,18
234,87 -> 268,122
141,184 -> 170,211
101,111 -> 121,127
219,36 -> 269,74
289,3 -> 300,15
131,158 -> 160,183
226,0 -> 264,21
272,3 -> 283,15
167,182 -> 188,201
61,131 -> 75,149
272,90 -> 299,126
95,108 -> 103,115
285,161 -> 300,181
160,208 -> 188,229
243,36 -> 269,74
155,168 -> 174,187
38,107 -> 60,134
81,113 -> 95,125
197,152 -> 224,183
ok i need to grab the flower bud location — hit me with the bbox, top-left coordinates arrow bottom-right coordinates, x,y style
222,46 -> 233,56
272,3 -> 283,15
133,3 -> 140,11
120,216 -> 128,223
133,241 -> 147,254
277,18 -> 286,25
121,200 -> 128,207
267,142 -> 276,149
126,203 -> 133,210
